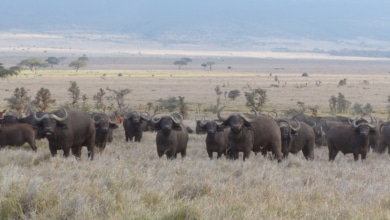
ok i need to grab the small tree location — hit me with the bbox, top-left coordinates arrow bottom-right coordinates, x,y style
352,103 -> 373,116
173,60 -> 187,70
297,101 -> 306,113
178,96 -> 188,119
245,88 -> 267,112
69,60 -> 87,72
201,63 -> 207,70
32,87 -> 56,112
329,92 -> 350,113
158,97 -> 179,112
45,57 -> 60,68
5,87 -> 31,116
228,90 -> 241,100
106,87 -> 132,113
68,81 -> 80,108
93,88 -> 107,112
206,62 -> 215,70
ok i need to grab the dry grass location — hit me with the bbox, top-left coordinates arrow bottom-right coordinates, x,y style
1,130 -> 390,219
1,57 -> 390,219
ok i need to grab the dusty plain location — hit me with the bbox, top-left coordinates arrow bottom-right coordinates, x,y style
0,48 -> 390,219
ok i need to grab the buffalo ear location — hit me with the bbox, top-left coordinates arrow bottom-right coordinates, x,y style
369,128 -> 377,134
243,120 -> 252,128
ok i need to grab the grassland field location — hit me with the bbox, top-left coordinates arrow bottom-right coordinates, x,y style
0,54 -> 390,219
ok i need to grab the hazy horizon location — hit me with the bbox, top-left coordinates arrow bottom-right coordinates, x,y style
1,0 -> 390,54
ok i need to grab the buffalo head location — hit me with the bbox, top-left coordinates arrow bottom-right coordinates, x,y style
92,113 -> 119,143
277,119 -> 301,140
198,120 -> 224,137
124,111 -> 150,126
151,113 -> 183,135
33,108 -> 68,137
217,106 -> 258,133
350,118 -> 377,136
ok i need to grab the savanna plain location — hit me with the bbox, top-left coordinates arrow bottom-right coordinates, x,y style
1,53 -> 390,219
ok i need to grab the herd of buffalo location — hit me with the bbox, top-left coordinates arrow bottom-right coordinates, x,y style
0,106 -> 389,162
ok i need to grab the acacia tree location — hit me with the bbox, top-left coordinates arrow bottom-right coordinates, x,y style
0,63 -> 18,80
68,81 -> 80,108
45,57 -> 60,68
18,58 -> 47,73
206,62 -> 215,70
93,88 -> 107,112
106,87 -> 132,114
69,60 -> 87,72
173,60 -> 187,70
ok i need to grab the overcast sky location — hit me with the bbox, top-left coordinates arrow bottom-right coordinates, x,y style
2,0 -> 390,40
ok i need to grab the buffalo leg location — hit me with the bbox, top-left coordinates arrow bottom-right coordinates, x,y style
63,146 -> 71,158
207,149 -> 213,159
157,149 -> 164,158
28,139 -> 37,152
243,149 -> 251,161
166,150 -> 175,160
353,152 -> 359,161
217,151 -> 223,159
361,152 -> 367,160
328,148 -> 338,161
180,149 -> 186,158
49,145 -> 57,157
302,144 -> 314,160
71,147 -> 81,160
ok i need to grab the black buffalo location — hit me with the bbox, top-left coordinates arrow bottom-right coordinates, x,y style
91,113 -> 119,152
33,109 -> 96,160
0,123 -> 37,151
123,111 -> 150,142
326,119 -> 376,161
376,121 -> 390,154
277,119 -> 314,160
197,120 -> 230,159
218,107 -> 282,161
151,113 -> 189,159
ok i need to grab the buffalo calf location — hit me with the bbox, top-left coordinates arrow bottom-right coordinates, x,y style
0,123 -> 37,151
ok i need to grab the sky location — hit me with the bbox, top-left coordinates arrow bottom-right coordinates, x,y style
1,0 -> 390,40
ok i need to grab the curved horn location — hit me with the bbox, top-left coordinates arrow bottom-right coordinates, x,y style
33,112 -> 49,121
50,109 -> 68,122
369,115 -> 378,127
237,108 -> 258,123
151,114 -> 161,124
217,106 -> 228,121
277,119 -> 290,127
171,113 -> 183,124
199,119 -> 208,128
141,112 -> 150,120
290,119 -> 301,131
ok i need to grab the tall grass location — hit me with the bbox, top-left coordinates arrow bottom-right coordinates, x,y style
0,128 -> 390,219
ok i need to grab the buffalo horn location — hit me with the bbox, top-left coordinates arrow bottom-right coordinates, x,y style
151,114 -> 162,124
217,106 -> 229,121
171,113 -> 183,124
50,108 -> 68,121
33,112 -> 50,121
290,119 -> 301,131
141,112 -> 150,120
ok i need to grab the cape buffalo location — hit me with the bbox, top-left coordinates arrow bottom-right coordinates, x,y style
123,111 -> 150,142
151,113 -> 188,159
197,120 -> 230,159
277,119 -> 314,160
218,107 -> 282,161
91,113 -> 119,152
326,119 -> 376,161
0,123 -> 37,151
376,121 -> 390,154
33,109 -> 96,160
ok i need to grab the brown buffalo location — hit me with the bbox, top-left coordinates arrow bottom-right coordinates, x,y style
0,123 -> 37,151
197,120 -> 230,159
151,113 -> 189,159
217,107 -> 282,161
33,109 -> 95,160
326,118 -> 376,161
